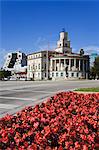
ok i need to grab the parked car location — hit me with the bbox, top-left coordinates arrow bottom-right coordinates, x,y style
10,77 -> 17,81
4,78 -> 8,81
20,78 -> 27,81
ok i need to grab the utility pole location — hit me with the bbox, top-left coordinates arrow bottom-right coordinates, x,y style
46,32 -> 52,80
46,42 -> 49,80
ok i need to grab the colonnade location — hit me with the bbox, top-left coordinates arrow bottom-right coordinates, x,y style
50,58 -> 88,72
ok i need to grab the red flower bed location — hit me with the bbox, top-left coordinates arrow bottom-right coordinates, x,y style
0,92 -> 99,150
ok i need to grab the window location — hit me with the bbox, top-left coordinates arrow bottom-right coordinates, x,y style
71,73 -> 74,77
52,73 -> 54,77
29,65 -> 30,70
56,66 -> 58,71
56,73 -> 58,77
77,73 -> 79,77
45,73 -> 46,77
44,64 -> 46,70
31,66 -> 32,70
33,64 -> 35,69
38,64 -> 40,69
61,72 -> 63,76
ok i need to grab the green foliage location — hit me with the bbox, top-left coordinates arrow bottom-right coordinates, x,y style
90,56 -> 99,78
75,87 -> 99,92
0,71 -> 5,79
0,70 -> 11,80
94,56 -> 99,76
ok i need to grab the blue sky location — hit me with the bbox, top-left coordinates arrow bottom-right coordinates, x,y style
0,0 -> 99,67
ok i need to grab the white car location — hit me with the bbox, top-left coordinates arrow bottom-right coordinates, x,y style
4,78 -> 8,81
10,77 -> 17,81
20,78 -> 27,81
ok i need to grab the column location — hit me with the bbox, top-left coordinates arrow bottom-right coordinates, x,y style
86,60 -> 89,72
60,59 -> 62,71
59,59 -> 61,71
53,60 -> 55,71
79,59 -> 81,71
64,59 -> 65,67
84,60 -> 86,72
74,58 -> 76,70
50,59 -> 53,71
53,60 -> 54,71
69,59 -> 71,71
83,60 -> 85,72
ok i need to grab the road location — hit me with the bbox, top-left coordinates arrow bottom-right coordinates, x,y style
0,80 -> 99,118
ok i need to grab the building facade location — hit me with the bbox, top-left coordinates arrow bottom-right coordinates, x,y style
27,31 -> 90,80
27,50 -> 57,80
3,51 -> 27,79
90,53 -> 98,67
50,52 -> 89,80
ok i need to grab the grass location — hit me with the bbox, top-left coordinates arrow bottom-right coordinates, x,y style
74,87 -> 99,92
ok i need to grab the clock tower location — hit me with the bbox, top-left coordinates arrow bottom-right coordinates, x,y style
55,29 -> 72,54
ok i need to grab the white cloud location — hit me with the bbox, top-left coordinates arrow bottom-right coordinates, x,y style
82,45 -> 99,55
0,49 -> 8,68
33,36 -> 56,51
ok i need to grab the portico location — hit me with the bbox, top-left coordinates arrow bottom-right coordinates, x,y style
50,55 -> 89,79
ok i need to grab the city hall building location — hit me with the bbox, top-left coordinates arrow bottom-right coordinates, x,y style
27,30 -> 90,80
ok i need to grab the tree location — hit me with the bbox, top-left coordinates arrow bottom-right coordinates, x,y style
90,67 -> 96,79
0,70 -> 11,80
94,56 -> 99,78
90,56 -> 99,79
0,70 -> 5,79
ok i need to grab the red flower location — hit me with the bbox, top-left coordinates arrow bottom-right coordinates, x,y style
58,145 -> 64,150
0,92 -> 98,149
83,145 -> 88,150
33,122 -> 39,129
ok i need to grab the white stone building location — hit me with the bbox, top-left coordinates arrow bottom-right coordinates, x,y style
50,52 -> 89,80
27,31 -> 90,80
27,50 -> 56,80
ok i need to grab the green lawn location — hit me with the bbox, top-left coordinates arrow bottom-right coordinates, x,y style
74,87 -> 99,92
